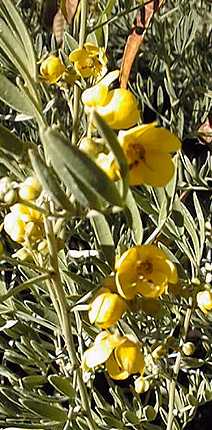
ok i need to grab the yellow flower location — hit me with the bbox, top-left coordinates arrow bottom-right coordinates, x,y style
88,287 -> 127,329
117,123 -> 181,186
40,55 -> 65,84
196,290 -> 212,314
69,43 -> 107,78
115,245 -> 178,300
82,332 -> 144,381
19,176 -> 42,201
82,70 -> 140,129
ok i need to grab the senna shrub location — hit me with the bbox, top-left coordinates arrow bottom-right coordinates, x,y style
0,1 -> 211,429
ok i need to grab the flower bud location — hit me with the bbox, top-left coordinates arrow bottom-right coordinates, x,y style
89,289 -> 126,329
19,176 -> 41,201
4,189 -> 18,205
79,138 -> 100,159
152,344 -> 166,360
182,342 -> 196,356
197,290 -> 212,314
4,212 -> 25,243
40,55 -> 65,84
134,376 -> 150,393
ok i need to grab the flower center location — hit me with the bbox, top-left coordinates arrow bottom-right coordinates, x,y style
126,143 -> 145,169
136,260 -> 153,279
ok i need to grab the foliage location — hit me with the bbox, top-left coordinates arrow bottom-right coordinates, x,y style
0,0 -> 211,429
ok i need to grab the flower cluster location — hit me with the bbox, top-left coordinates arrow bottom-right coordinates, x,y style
83,244 -> 178,391
40,43 -> 107,85
4,203 -> 43,245
81,71 -> 181,187
3,176 -> 44,259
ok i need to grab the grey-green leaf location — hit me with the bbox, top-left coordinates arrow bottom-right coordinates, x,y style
48,375 -> 75,398
0,74 -> 34,116
21,399 -> 68,421
41,127 -> 123,209
90,211 -> 115,268
29,149 -> 74,212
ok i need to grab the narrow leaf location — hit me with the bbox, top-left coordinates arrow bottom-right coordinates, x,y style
0,74 -> 34,115
42,127 -> 123,208
48,375 -> 75,398
29,149 -> 74,212
93,110 -> 129,200
125,190 -> 143,244
21,399 -> 68,421
90,211 -> 115,268
1,0 -> 37,78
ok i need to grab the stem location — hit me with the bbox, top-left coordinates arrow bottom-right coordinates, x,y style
166,297 -> 193,430
43,216 -> 96,430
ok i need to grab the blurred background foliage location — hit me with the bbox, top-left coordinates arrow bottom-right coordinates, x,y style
0,0 -> 211,429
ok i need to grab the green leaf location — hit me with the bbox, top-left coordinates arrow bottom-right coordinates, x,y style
48,375 -> 75,398
193,192 -> 205,259
90,211 -> 115,268
0,0 -> 37,79
21,399 -> 68,421
93,110 -> 129,200
21,375 -> 47,389
125,190 -> 143,244
64,32 -> 79,51
42,127 -> 123,209
29,149 -> 74,212
158,196 -> 168,229
0,74 -> 34,116
179,199 -> 200,265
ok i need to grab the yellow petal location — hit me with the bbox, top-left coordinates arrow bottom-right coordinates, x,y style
115,338 -> 145,374
106,352 -> 129,380
69,48 -> 85,62
137,276 -> 167,299
83,341 -> 113,369
129,152 -> 174,187
119,123 -> 181,153
88,291 -> 126,329
82,84 -> 109,107
115,248 -> 138,300
97,88 -> 140,130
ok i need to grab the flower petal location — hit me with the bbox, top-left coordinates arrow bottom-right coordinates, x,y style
106,352 -> 129,380
129,152 -> 174,187
119,123 -> 181,153
115,338 -> 145,374
137,276 -> 167,299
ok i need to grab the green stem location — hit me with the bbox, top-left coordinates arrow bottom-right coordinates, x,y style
43,216 -> 96,430
166,297 -> 193,430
